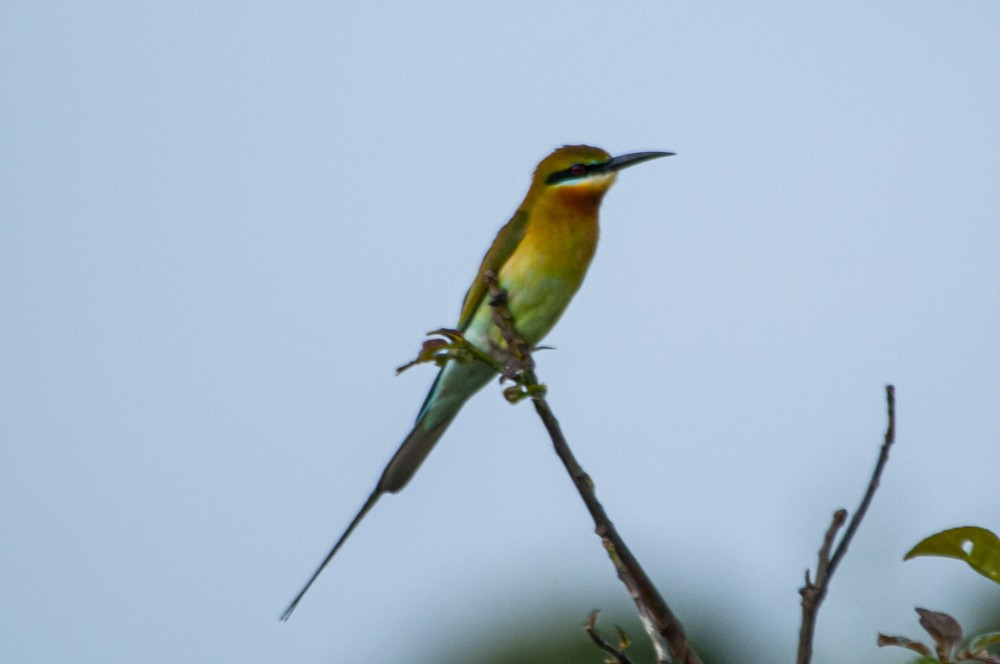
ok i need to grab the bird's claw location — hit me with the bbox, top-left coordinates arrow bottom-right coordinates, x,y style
498,351 -> 535,383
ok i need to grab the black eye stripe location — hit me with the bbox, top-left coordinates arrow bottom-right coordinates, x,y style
546,162 -> 594,185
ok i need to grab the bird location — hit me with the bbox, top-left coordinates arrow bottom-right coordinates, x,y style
281,145 -> 673,620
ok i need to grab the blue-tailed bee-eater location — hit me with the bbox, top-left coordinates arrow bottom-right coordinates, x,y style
281,145 -> 672,619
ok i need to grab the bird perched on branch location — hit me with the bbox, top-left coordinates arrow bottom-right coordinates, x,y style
282,145 -> 672,619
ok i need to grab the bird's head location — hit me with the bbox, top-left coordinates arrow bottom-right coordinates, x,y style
526,145 -> 673,212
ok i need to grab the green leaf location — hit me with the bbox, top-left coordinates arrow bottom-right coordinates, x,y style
396,328 -> 507,375
615,625 -> 630,651
502,385 -> 528,403
905,527 -> 1000,585
969,631 -> 1000,653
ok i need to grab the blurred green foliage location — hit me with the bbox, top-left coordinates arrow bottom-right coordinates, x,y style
433,608 -> 725,664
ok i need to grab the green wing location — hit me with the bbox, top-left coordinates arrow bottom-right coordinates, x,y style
457,210 -> 528,331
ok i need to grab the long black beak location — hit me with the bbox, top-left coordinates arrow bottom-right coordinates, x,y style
599,151 -> 675,174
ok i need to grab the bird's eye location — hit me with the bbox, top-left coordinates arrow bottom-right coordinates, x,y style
569,163 -> 587,177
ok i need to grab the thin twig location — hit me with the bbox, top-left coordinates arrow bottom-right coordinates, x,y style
484,271 -> 702,664
828,386 -> 896,574
586,611 -> 636,664
796,385 -> 897,664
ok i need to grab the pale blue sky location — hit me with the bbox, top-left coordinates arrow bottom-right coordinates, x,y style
3,3 -> 999,663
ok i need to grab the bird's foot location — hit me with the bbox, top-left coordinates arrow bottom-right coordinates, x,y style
488,289 -> 508,308
498,350 -> 535,383
497,352 -> 548,403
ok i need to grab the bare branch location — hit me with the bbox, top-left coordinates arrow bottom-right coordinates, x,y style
797,509 -> 847,664
796,385 -> 897,664
484,271 -> 702,664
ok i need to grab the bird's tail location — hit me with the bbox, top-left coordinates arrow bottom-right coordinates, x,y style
378,359 -> 494,493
